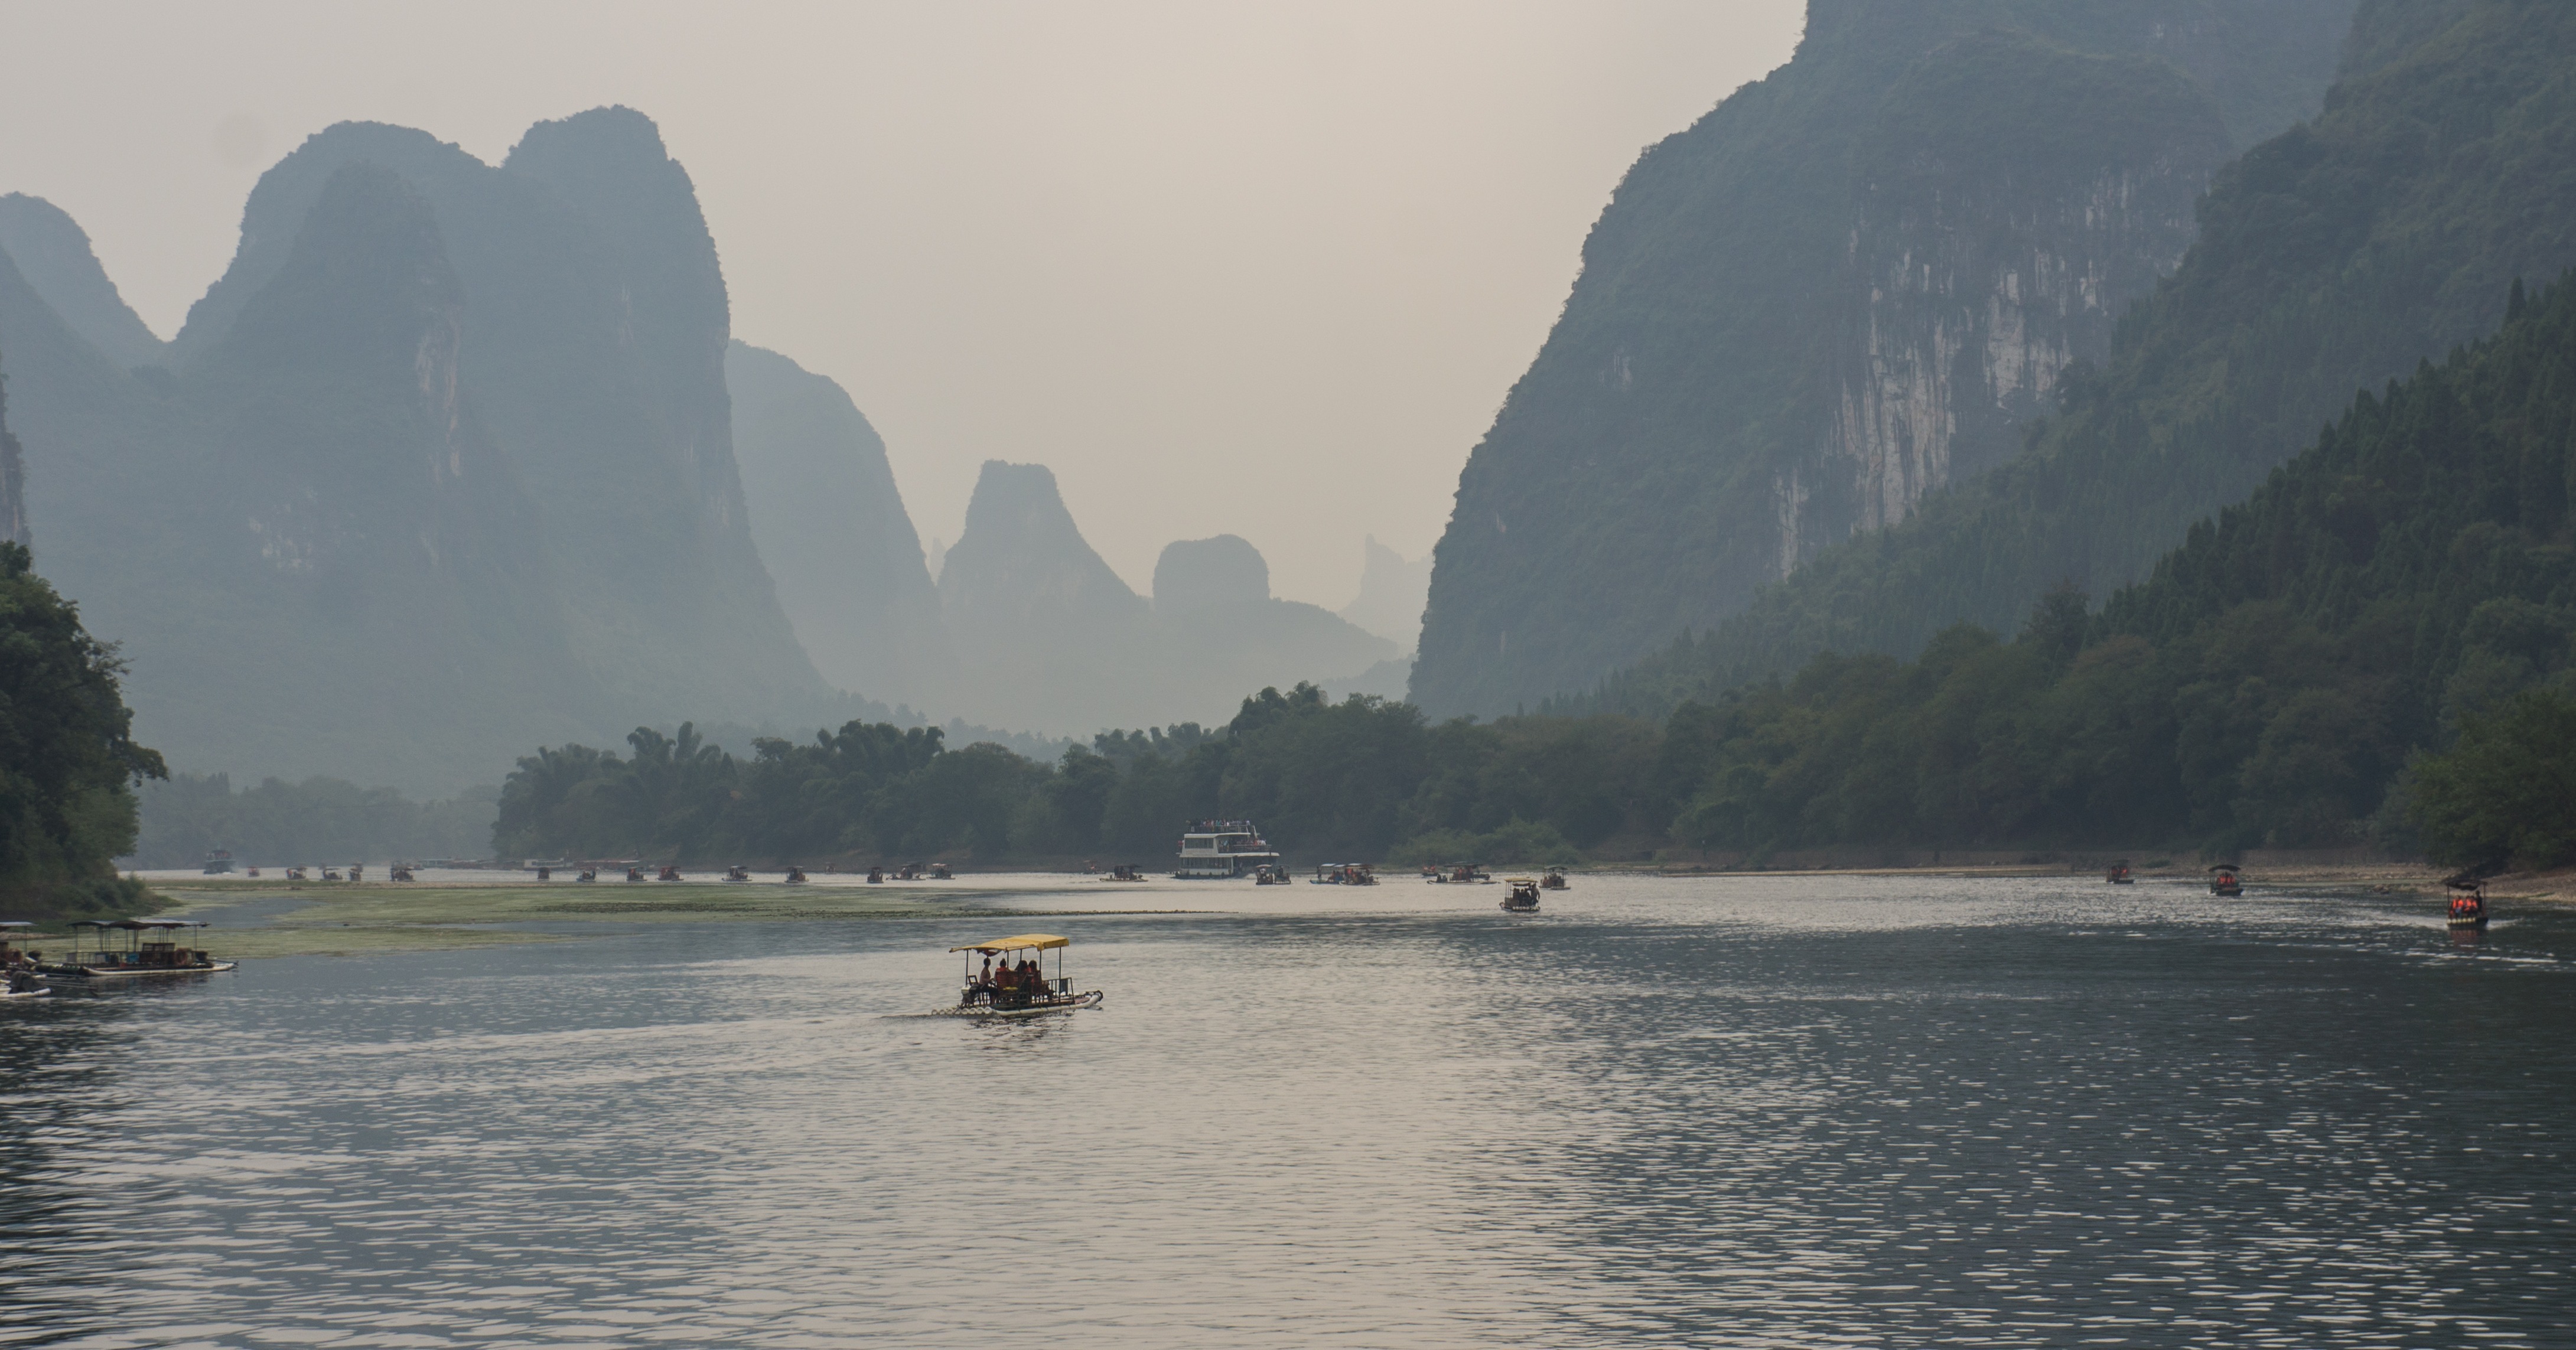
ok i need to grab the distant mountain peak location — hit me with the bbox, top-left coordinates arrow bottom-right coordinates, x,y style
0,194 -> 167,369
1339,535 -> 1431,651
1154,535 -> 1268,615
942,460 -> 1143,621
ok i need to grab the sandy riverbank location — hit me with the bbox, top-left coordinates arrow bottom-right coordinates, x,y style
22,876 -> 1200,960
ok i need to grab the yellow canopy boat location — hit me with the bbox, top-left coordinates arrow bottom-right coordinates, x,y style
939,934 -> 1101,1017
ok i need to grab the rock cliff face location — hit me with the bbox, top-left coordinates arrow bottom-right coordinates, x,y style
0,109 -> 828,793
1410,0 -> 2356,717
727,339 -> 953,704
168,111 -> 819,723
0,169 -> 598,790
1802,31 -> 2231,559
1591,0 -> 2576,714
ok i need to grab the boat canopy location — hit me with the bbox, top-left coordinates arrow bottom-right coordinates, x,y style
0,921 -> 32,929
949,934 -> 1070,954
71,919 -> 204,930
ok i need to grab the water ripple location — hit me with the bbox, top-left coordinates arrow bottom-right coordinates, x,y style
2,876 -> 2569,1347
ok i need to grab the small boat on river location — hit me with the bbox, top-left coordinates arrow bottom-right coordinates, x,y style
938,934 -> 1103,1018
1427,863 -> 1492,885
202,849 -> 236,875
2,922 -> 49,999
1541,868 -> 1569,891
2445,875 -> 2490,931
1500,878 -> 1541,911
2106,860 -> 2135,884
2209,865 -> 2243,898
1311,863 -> 1376,885
38,919 -> 235,982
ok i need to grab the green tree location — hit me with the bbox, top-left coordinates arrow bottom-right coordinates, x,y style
2408,687 -> 2576,869
0,542 -> 166,914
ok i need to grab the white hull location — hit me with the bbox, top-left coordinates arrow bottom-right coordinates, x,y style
1,986 -> 50,1000
44,961 -> 237,981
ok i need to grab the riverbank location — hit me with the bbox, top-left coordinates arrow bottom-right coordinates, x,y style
29,876 -> 1204,960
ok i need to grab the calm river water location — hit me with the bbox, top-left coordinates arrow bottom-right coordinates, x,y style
2,874 -> 2571,1348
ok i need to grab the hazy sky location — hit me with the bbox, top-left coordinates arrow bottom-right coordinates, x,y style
0,1 -> 1803,608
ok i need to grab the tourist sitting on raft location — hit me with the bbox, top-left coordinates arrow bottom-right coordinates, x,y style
966,956 -> 1055,1005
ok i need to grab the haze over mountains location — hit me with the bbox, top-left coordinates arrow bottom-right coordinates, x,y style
8,0 -> 2570,835
0,112 -> 1416,792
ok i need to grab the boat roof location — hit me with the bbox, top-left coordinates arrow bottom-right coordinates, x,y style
2207,864 -> 2240,872
71,919 -> 205,929
0,921 -> 32,928
1506,877 -> 1538,883
949,934 -> 1070,953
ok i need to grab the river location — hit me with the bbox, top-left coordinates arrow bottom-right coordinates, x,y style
3,873 -> 2570,1348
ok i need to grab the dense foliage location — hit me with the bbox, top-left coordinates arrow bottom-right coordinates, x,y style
501,272 -> 2576,868
1659,272 -> 2576,858
2408,689 -> 2576,870
1590,0 -> 2576,719
493,690 -> 1665,868
128,772 -> 497,869
0,540 -> 164,915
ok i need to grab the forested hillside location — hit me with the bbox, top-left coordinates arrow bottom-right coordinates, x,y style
1598,0 -> 2576,717
1658,269 -> 2576,860
502,272 -> 2576,867
1411,0 -> 2356,716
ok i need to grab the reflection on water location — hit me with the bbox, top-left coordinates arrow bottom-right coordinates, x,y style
2,876 -> 2571,1348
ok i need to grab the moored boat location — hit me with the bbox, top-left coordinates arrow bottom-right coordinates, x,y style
1500,878 -> 1541,911
937,934 -> 1103,1018
37,919 -> 235,981
2,922 -> 49,999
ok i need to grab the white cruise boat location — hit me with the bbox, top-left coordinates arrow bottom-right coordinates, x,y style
1174,820 -> 1281,879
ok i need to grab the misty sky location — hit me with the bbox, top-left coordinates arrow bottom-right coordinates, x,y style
0,1 -> 1803,608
